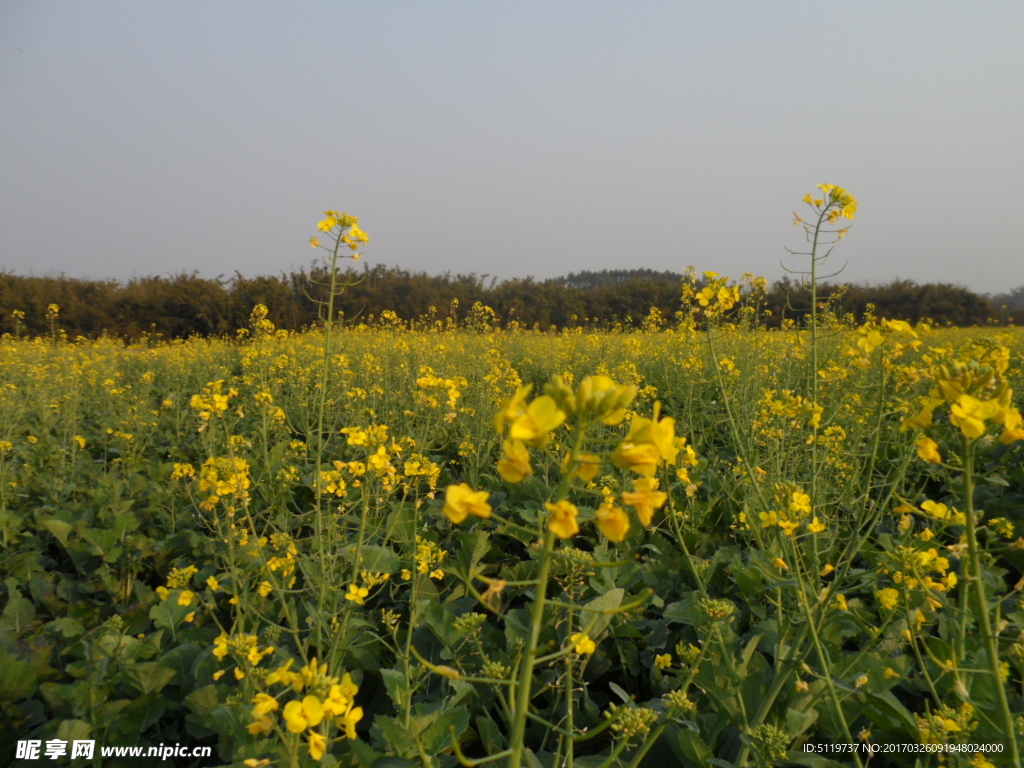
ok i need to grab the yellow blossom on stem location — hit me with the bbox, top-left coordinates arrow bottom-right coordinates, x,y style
308,732 -> 326,760
621,477 -> 667,526
915,436 -> 942,464
594,502 -> 630,542
346,583 -> 369,605
339,704 -> 364,739
443,483 -> 492,524
570,633 -> 596,654
283,695 -> 324,733
497,439 -> 532,483
878,588 -> 899,610
252,693 -> 279,717
508,395 -> 566,446
950,394 -> 1001,440
545,499 -> 580,539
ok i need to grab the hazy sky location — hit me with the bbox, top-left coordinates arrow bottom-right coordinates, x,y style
1,1 -> 1021,294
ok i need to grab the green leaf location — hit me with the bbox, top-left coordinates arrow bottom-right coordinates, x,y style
55,719 -> 91,743
785,707 -> 819,737
608,682 -> 631,704
348,739 -> 383,768
0,645 -> 37,700
862,690 -> 918,736
157,642 -> 201,685
374,715 -> 418,759
122,661 -> 177,695
380,668 -> 409,709
80,532 -> 119,561
357,544 -> 401,574
0,582 -> 35,637
419,704 -> 470,755
46,617 -> 85,639
419,600 -> 460,647
41,518 -> 74,547
476,715 -> 504,755
663,597 -> 697,626
184,684 -> 221,716
672,727 -> 713,768
580,587 -> 623,638
148,600 -> 190,630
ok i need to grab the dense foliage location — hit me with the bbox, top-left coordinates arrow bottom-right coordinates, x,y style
1,310 -> 1024,767
3,198 -> 1024,768
0,268 -> 1018,340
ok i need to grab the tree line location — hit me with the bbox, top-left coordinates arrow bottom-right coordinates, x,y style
0,266 -> 1020,339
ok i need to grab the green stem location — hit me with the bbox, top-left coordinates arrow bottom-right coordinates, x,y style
800,592 -> 863,768
312,236 -> 344,652
962,439 -> 1021,767
506,526 -> 557,768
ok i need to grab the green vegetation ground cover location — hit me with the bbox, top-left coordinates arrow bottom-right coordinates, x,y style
2,197 -> 1024,768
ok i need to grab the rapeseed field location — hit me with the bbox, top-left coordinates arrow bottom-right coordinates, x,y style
2,194 -> 1023,768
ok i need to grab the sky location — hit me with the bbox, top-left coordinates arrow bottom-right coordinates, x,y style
1,1 -> 1022,295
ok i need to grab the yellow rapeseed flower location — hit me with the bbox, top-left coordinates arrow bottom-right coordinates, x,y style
878,588 -> 899,610
308,732 -> 326,760
950,394 -> 1001,440
570,633 -> 596,654
283,695 -> 324,733
545,499 -> 580,539
443,483 -> 492,524
594,502 -> 630,542
621,477 -> 667,527
508,395 -> 566,446
252,693 -> 279,717
346,583 -> 370,605
496,439 -> 532,483
915,436 -> 942,463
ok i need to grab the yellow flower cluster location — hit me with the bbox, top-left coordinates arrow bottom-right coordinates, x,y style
849,318 -> 921,358
315,210 -> 369,253
189,380 -> 238,421
212,632 -> 275,679
402,536 -> 446,580
903,342 -> 1024,444
916,702 -> 976,744
881,545 -> 957,594
452,375 -> 690,540
197,456 -> 251,510
801,184 -> 858,223
684,271 -> 742,317
755,389 -> 823,434
248,659 -> 363,758
415,367 -> 466,411
757,486 -> 824,536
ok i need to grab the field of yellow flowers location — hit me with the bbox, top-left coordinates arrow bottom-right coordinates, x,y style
3,200 -> 1024,768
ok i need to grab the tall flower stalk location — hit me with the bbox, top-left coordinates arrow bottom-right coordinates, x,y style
309,211 -> 369,649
